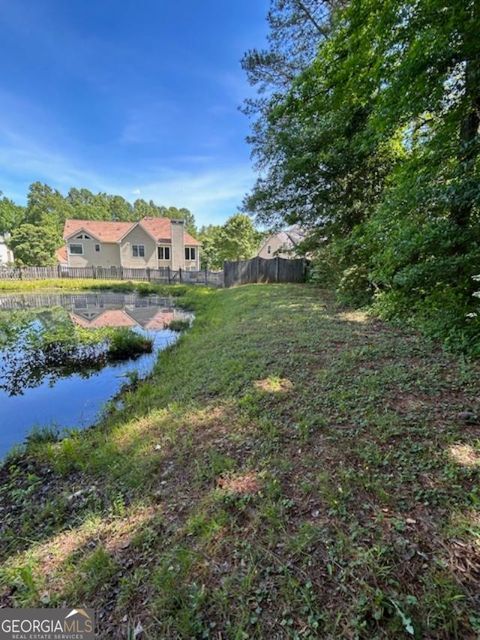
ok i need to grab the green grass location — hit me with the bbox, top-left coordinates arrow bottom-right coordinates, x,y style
106,329 -> 153,360
1,283 -> 480,638
167,318 -> 191,332
0,278 -> 190,297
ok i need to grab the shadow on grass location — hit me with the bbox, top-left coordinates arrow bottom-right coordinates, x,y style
1,284 -> 480,638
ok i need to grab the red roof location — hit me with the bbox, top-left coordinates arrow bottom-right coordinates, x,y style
63,217 -> 200,246
144,310 -> 175,330
56,245 -> 68,264
70,310 -> 137,328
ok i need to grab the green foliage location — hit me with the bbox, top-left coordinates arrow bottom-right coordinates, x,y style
0,193 -> 25,234
199,214 -> 262,268
0,306 -> 155,396
9,223 -> 60,266
243,0 -> 480,353
166,319 -> 190,332
107,329 -> 153,360
198,224 -> 224,269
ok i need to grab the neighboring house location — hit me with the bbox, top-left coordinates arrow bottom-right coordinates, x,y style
257,225 -> 307,259
62,217 -> 200,271
0,234 -> 14,265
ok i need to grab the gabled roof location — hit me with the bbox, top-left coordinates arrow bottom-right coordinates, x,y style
70,310 -> 137,328
258,225 -> 308,257
64,219 -> 132,242
63,217 -> 201,246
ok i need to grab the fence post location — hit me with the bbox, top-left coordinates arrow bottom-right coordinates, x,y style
179,267 -> 183,283
275,256 -> 280,283
205,266 -> 208,285
57,264 -> 61,278
167,266 -> 171,284
92,266 -> 97,279
120,267 -> 124,280
146,267 -> 151,282
18,267 -> 23,280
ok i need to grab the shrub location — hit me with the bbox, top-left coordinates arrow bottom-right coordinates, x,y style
167,319 -> 191,332
107,330 -> 153,361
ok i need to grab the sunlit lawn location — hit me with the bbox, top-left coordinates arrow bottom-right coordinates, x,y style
1,282 -> 479,638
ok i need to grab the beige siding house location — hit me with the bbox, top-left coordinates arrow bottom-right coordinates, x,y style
257,226 -> 307,259
63,218 -> 200,271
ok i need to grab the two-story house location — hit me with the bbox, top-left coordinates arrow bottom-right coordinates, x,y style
63,217 -> 200,271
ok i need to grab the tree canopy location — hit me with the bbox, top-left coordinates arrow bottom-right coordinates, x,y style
243,0 -> 480,353
199,215 -> 263,269
0,193 -> 24,235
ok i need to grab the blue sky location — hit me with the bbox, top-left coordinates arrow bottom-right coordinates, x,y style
0,0 -> 269,226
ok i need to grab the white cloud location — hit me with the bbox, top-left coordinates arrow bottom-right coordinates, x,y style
118,164 -> 255,225
0,91 -> 256,225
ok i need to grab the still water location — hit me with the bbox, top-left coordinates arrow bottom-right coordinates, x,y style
0,290 -> 192,456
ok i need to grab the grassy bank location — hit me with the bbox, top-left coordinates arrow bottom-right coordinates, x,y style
0,278 -> 190,297
1,284 -> 479,638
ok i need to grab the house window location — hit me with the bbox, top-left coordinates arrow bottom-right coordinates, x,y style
95,244 -> 101,252
132,244 -> 145,257
185,247 -> 196,261
267,245 -> 271,254
158,246 -> 171,260
69,244 -> 83,255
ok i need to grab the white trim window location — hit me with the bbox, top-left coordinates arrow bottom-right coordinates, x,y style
69,243 -> 83,255
158,246 -> 171,260
185,247 -> 196,261
132,244 -> 145,258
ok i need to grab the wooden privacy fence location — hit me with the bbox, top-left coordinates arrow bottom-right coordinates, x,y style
0,258 -> 305,288
0,265 -> 224,287
224,256 -> 306,287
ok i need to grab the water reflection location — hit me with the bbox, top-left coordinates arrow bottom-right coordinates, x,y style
0,291 -> 192,456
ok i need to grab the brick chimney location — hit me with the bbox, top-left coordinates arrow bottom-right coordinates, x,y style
170,219 -> 185,270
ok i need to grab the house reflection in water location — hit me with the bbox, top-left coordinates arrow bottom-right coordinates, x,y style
0,291 -> 192,331
70,308 -> 176,330
68,293 -> 186,330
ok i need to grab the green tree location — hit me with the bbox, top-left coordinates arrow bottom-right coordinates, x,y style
0,193 -> 25,233
243,0 -> 480,351
219,214 -> 262,262
25,182 -> 72,233
198,216 -> 262,268
198,224 -> 224,269
9,222 -> 60,266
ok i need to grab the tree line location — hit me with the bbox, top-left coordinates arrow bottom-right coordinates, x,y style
0,183 -> 262,268
242,0 -> 480,353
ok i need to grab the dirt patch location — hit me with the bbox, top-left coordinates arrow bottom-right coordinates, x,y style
217,471 -> 262,495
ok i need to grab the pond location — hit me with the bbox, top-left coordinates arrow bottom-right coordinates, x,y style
0,290 -> 192,457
